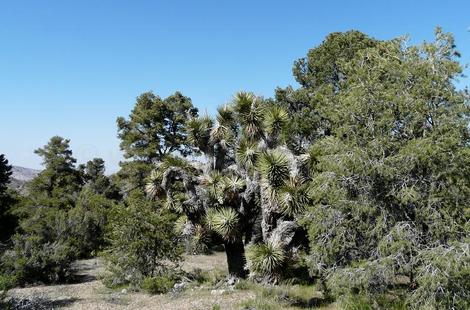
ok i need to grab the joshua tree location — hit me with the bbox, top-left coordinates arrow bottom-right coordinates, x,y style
146,92 -> 311,280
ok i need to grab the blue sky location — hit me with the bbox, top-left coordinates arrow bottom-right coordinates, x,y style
1,0 -> 469,172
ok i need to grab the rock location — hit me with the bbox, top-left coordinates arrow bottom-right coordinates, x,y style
121,288 -> 127,294
173,282 -> 187,292
210,289 -> 226,295
226,275 -> 238,286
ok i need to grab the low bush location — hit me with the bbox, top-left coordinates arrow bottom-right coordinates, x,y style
141,275 -> 176,294
0,274 -> 17,292
1,234 -> 76,285
102,197 -> 183,289
407,242 -> 470,310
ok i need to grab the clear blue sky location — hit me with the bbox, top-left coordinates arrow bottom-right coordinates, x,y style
1,0 -> 469,172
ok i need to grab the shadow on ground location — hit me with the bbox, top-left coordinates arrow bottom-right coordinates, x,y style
4,296 -> 80,309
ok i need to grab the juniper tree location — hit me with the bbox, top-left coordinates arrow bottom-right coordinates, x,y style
276,31 -> 379,153
303,28 -> 470,306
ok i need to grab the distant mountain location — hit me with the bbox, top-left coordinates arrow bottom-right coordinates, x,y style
9,166 -> 41,193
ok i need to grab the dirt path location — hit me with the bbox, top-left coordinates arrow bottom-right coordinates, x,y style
7,253 -> 254,310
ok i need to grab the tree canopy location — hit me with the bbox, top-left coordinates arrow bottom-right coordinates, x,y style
117,91 -> 198,162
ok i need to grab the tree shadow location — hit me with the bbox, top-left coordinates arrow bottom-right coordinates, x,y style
6,296 -> 80,309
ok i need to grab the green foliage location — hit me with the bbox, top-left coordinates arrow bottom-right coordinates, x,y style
28,136 -> 82,209
326,260 -> 394,297
67,189 -> 116,257
0,274 -> 17,291
0,138 -> 120,286
233,91 -> 264,140
116,91 -> 198,192
186,115 -> 213,154
236,139 -> 260,172
239,283 -> 327,309
408,242 -> 469,309
117,91 -> 198,162
258,150 -> 289,188
263,105 -> 288,136
79,158 -> 121,200
2,234 -> 75,284
141,275 -> 176,294
103,199 -> 183,288
210,208 -> 240,242
301,28 -> 470,306
245,240 -> 286,280
115,160 -> 153,194
278,176 -> 309,217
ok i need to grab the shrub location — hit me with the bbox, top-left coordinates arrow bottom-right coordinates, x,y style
326,260 -> 394,297
67,190 -> 115,257
141,275 -> 176,294
1,234 -> 75,284
0,274 -> 17,291
103,198 -> 183,289
0,273 -> 17,306
407,242 -> 470,310
245,240 -> 285,281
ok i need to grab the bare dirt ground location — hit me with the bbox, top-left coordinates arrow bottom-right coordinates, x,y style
7,252 -> 255,310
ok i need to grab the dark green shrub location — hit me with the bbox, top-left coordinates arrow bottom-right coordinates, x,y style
407,242 -> 469,310
0,274 -> 17,291
103,197 -> 183,288
1,234 -> 75,284
67,189 -> 116,257
141,275 -> 176,294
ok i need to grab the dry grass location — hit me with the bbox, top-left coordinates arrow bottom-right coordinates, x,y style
181,250 -> 227,273
7,252 -> 335,309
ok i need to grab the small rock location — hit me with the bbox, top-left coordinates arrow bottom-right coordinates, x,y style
210,289 -> 226,295
226,275 -> 237,286
172,282 -> 187,293
121,288 -> 127,294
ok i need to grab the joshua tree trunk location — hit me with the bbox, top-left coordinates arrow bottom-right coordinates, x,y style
224,240 -> 246,278
260,184 -> 278,241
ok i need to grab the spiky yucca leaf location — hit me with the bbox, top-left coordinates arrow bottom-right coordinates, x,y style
146,156 -> 195,200
211,208 -> 240,241
236,139 -> 260,170
218,175 -> 246,203
210,124 -> 228,143
164,194 -> 184,213
216,105 -> 236,128
246,239 -> 286,277
233,91 -> 256,117
190,224 -> 210,254
204,208 -> 217,231
232,92 -> 264,140
243,106 -> 264,140
258,150 -> 290,188
263,105 -> 288,136
220,174 -> 246,193
210,124 -> 235,150
145,169 -> 165,200
200,172 -> 222,202
186,116 -> 213,149
278,176 -> 309,217
174,215 -> 189,235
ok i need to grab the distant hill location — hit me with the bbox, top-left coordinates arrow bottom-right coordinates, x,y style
9,166 -> 41,193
